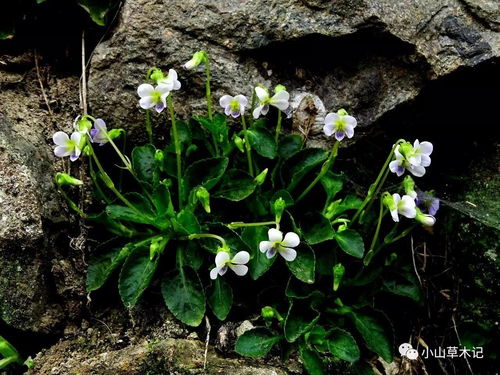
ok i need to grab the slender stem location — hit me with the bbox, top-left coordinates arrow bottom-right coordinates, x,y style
227,221 -> 277,229
297,141 -> 340,202
145,109 -> 153,144
359,167 -> 390,224
91,117 -> 132,171
249,89 -> 257,126
204,56 -> 219,155
188,233 -> 227,248
275,110 -> 282,142
241,115 -> 254,176
167,95 -> 183,209
89,157 -> 112,204
58,189 -> 86,217
364,199 -> 385,265
351,139 -> 404,225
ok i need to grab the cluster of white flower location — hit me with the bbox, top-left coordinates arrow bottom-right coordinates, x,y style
137,69 -> 181,113
389,140 -> 433,177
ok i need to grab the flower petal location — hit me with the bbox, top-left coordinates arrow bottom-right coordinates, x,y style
224,106 -> 232,116
399,206 -> 416,219
345,125 -> 354,138
282,232 -> 300,248
218,266 -> 228,276
168,69 -> 177,81
323,123 -> 334,136
259,241 -> 272,253
419,141 -> 433,155
234,94 -> 248,106
344,115 -> 357,128
70,132 -> 82,145
255,87 -> 268,102
139,96 -> 155,109
420,154 -> 431,167
53,131 -> 69,146
228,264 -> 248,276
219,95 -> 233,108
137,83 -> 155,98
232,251 -> 250,265
409,165 -> 426,177
389,160 -> 404,176
215,252 -> 230,267
157,83 -> 172,94
324,113 -> 338,126
54,145 -> 71,157
390,208 -> 399,222
253,105 -> 263,119
271,91 -> 289,110
392,193 -> 402,205
266,248 -> 277,259
260,105 -> 270,116
268,228 -> 283,242
334,131 -> 345,141
279,247 -> 297,262
210,267 -> 219,280
94,119 -> 107,131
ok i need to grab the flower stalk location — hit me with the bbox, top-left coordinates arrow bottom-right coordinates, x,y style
167,95 -> 183,209
240,115 -> 254,176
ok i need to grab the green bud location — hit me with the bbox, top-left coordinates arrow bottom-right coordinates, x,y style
160,179 -> 173,188
107,128 -> 125,140
273,197 -> 286,222
149,68 -> 164,84
77,116 -> 92,133
55,173 -> 83,187
399,141 -> 414,158
337,108 -> 348,117
274,84 -> 286,94
155,150 -> 164,163
82,145 -> 92,156
382,192 -> 396,211
254,168 -> 268,185
333,263 -> 345,291
403,175 -> 416,196
98,171 -> 115,189
385,253 -> 398,266
183,51 -> 207,70
233,135 -> 245,153
150,237 -> 164,260
195,187 -> 211,213
261,306 -> 275,319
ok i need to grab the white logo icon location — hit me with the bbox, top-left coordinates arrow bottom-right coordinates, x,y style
399,343 -> 419,360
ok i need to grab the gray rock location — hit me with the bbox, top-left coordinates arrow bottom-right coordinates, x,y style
88,0 -> 498,139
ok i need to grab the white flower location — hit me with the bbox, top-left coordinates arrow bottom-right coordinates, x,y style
137,84 -> 171,113
252,87 -> 290,119
182,51 -> 206,70
219,94 -> 248,118
53,131 -> 82,162
415,208 -> 436,227
323,109 -> 357,141
158,69 -> 181,91
389,140 -> 433,177
387,194 -> 417,222
259,228 -> 299,261
209,251 -> 250,280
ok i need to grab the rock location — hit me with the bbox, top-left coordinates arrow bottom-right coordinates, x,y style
88,0 -> 498,141
0,52 -> 84,333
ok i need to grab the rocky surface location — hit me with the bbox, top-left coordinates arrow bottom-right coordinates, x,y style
89,0 -> 498,141
0,52 -> 85,333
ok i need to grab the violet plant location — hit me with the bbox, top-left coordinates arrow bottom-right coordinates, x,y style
54,50 -> 439,374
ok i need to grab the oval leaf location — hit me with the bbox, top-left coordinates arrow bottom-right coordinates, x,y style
184,157 -> 229,197
132,144 -> 157,184
207,277 -> 233,321
119,245 -> 158,308
161,267 -> 206,327
334,229 -> 365,258
282,148 -> 327,191
278,134 -> 303,159
299,343 -> 325,375
286,244 -> 316,284
327,328 -> 360,362
247,128 -> 277,159
284,300 -> 320,343
301,212 -> 335,245
214,169 -> 258,201
235,328 -> 281,358
241,226 -> 276,280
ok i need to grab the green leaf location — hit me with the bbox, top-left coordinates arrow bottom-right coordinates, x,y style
278,134 -> 303,159
106,205 -> 153,225
349,310 -> 394,363
207,277 -> 233,320
214,169 -> 257,201
247,128 -> 277,159
241,226 -> 276,280
284,300 -> 320,343
161,267 -> 206,327
77,0 -> 110,26
327,328 -> 360,362
87,212 -> 137,238
282,148 -> 327,191
173,209 -> 201,235
382,277 -> 421,302
119,245 -> 158,308
285,277 -> 316,299
152,183 -> 175,217
299,343 -> 325,375
184,242 -> 203,271
86,243 -> 134,292
194,114 -> 228,144
329,195 -> 363,217
287,244 -> 316,284
132,144 -> 157,185
334,229 -> 365,259
301,212 -> 335,245
184,157 -> 229,197
320,172 -> 343,203
235,328 -> 281,358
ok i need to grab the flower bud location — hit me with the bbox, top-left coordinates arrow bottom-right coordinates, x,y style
76,116 -> 92,133
254,168 -> 268,185
107,128 -> 125,140
233,136 -> 245,153
150,237 -> 164,260
182,51 -> 207,70
274,84 -> 286,94
399,141 -> 414,158
337,108 -> 348,116
403,176 -> 417,199
155,150 -> 164,163
195,186 -> 211,213
273,197 -> 286,222
149,68 -> 164,84
55,173 -> 83,187
333,263 -> 345,291
382,192 -> 396,211
261,306 -> 275,319
415,208 -> 436,227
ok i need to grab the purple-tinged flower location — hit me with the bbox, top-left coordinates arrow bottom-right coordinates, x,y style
137,84 -> 171,113
53,131 -> 83,162
210,250 -> 250,280
219,94 -> 248,118
383,193 -> 417,222
90,119 -> 108,146
416,191 -> 440,216
259,228 -> 299,261
252,86 -> 290,119
408,139 -> 433,167
323,109 -> 357,141
389,140 -> 433,177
